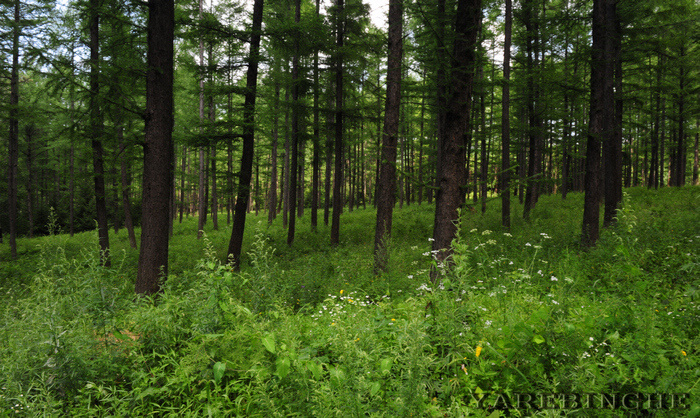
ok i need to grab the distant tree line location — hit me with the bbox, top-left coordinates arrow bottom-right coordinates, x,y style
2,0 -> 698,292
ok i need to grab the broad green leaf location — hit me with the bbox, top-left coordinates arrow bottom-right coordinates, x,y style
276,356 -> 291,379
533,334 -> 546,344
262,333 -> 276,354
379,358 -> 393,375
213,361 -> 226,385
369,381 -> 381,396
306,361 -> 323,380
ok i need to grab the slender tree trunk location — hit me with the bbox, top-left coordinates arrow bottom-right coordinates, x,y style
648,53 -> 662,189
179,146 -> 186,223
196,0 -> 206,238
582,0 -> 614,247
373,0 -> 403,273
7,0 -> 19,259
227,0 -> 264,269
311,0 -> 321,230
673,45 -> 686,187
287,0 -> 301,245
330,0 -> 345,246
90,0 -> 110,266
282,86 -> 290,228
26,126 -> 34,238
136,0 -> 174,295
603,0 -> 622,227
324,90 -> 333,225
268,79 -> 280,225
120,128 -> 137,249
522,0 -> 541,220
501,0 -> 512,228
431,0 -> 481,272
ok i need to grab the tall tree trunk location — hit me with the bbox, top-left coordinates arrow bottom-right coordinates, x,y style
120,127 -> 137,249
282,86 -> 290,228
179,146 -> 187,223
693,122 -> 699,185
311,0 -> 321,230
501,0 -> 512,228
582,0 -> 614,247
648,53 -> 662,189
603,0 -> 622,227
522,0 -> 542,220
373,0 -> 403,273
287,0 -> 301,245
673,45 -> 686,187
431,0 -> 481,272
227,0 -> 264,269
7,0 -> 19,259
136,0 -> 174,295
90,0 -> 110,266
26,126 -> 34,238
330,0 -> 345,246
268,78 -> 280,225
324,89 -> 333,225
196,0 -> 206,239
211,144 -> 218,229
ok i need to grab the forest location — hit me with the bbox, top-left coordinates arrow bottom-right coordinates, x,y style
1,0 -> 699,415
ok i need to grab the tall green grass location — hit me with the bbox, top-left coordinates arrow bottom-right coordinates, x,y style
1,187 -> 698,416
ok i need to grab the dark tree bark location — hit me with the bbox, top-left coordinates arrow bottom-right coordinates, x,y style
431,0 -> 481,271
582,0 -> 614,247
282,85 -> 290,227
227,0 -> 264,269
120,125 -> 137,249
434,0 -> 447,206
324,90 -> 333,226
373,0 -> 403,274
7,0 -> 18,259
196,0 -> 206,239
26,125 -> 34,238
179,146 -> 187,223
648,52 -> 662,189
672,45 -> 687,187
603,0 -> 622,227
89,0 -> 110,266
522,0 -> 542,221
311,0 -> 321,230
136,0 -> 174,295
330,0 -> 345,246
211,143 -> 218,229
268,78 -> 280,226
287,0 -> 301,245
500,0 -> 512,229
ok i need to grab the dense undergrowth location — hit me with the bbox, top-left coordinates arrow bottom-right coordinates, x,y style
1,187 -> 698,416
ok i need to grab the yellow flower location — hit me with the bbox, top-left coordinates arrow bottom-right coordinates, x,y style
476,346 -> 483,358
340,289 -> 344,295
682,350 -> 687,356
391,318 -> 396,322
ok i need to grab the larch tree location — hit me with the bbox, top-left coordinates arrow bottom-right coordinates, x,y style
582,0 -> 614,247
373,0 -> 403,274
431,0 -> 481,275
7,0 -> 20,260
500,0 -> 512,229
227,0 -> 264,269
88,0 -> 111,266
330,0 -> 345,246
136,0 -> 175,295
287,0 -> 301,246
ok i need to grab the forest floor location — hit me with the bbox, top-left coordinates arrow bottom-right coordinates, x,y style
1,186 -> 699,416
